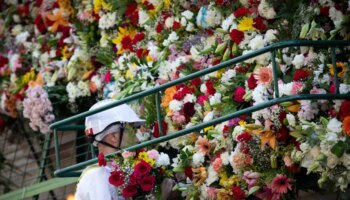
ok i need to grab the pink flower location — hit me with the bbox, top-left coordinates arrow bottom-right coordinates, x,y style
243,171 -> 259,188
212,157 -> 222,172
283,155 -> 293,167
291,82 -> 304,94
195,136 -> 211,155
233,87 -> 246,103
197,95 -> 209,106
207,187 -> 217,200
232,152 -> 253,168
147,149 -> 159,160
172,111 -> 186,125
254,67 -> 273,85
122,151 -> 135,159
271,174 -> 293,194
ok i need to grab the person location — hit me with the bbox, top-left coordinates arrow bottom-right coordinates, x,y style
75,99 -> 145,200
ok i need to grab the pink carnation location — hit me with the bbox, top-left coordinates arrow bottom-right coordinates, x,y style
212,157 -> 223,172
122,151 -> 135,159
147,149 -> 159,160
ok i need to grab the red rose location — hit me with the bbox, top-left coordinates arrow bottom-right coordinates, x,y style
109,170 -> 124,187
134,160 -> 152,177
247,73 -> 257,90
253,17 -> 267,32
153,120 -> 167,138
234,7 -> 250,18
236,132 -> 252,142
293,69 -> 309,81
233,87 -> 246,103
230,29 -> 244,44
122,185 -> 137,198
139,175 -> 156,192
205,80 -> 216,96
339,101 -> 350,120
231,186 -> 245,200
129,172 -> 140,185
98,153 -> 106,166
191,77 -> 201,87
197,95 -> 209,106
183,102 -> 195,122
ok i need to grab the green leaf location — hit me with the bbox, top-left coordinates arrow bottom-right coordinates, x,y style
248,186 -> 260,195
331,141 -> 346,158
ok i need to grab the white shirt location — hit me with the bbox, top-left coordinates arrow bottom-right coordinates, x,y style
75,165 -> 124,200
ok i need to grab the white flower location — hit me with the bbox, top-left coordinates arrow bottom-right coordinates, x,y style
186,22 -> 195,32
341,153 -> 350,169
249,35 -> 266,50
221,14 -> 235,31
138,9 -> 150,26
329,7 -> 344,28
148,42 -> 161,61
279,82 -> 293,96
221,152 -> 230,165
162,32 -> 179,46
232,126 -> 245,140
11,24 -> 22,36
196,5 -> 222,28
286,113 -> 296,127
203,111 -> 214,122
327,153 -> 340,169
252,85 -> 268,104
205,165 -> 218,186
258,0 -> 276,19
292,54 -> 305,69
221,69 -> 236,84
340,84 -> 350,94
300,143 -> 310,152
209,93 -> 221,105
156,153 -> 170,167
165,17 -> 175,28
169,100 -> 183,112
15,31 -> 29,44
264,29 -> 278,43
136,129 -> 150,142
192,152 -> 205,167
181,10 -> 194,19
183,94 -> 196,103
98,12 -> 117,29
91,75 -> 103,90
327,118 -> 342,133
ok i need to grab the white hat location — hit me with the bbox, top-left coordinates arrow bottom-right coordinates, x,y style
85,99 -> 145,141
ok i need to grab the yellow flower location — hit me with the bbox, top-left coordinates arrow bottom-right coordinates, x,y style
144,158 -> 155,167
204,126 -> 214,132
238,17 -> 256,32
216,189 -> 231,200
138,152 -> 149,161
125,69 -> 134,80
93,0 -> 111,13
61,45 -> 72,59
112,27 -> 137,55
238,120 -> 246,127
21,70 -> 36,85
163,0 -> 171,9
329,62 -> 346,78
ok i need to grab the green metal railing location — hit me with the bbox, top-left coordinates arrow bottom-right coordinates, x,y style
50,40 -> 350,177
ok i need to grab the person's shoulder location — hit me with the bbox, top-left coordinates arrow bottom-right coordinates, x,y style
80,165 -> 109,180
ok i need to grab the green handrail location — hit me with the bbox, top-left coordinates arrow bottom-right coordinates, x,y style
50,40 -> 350,177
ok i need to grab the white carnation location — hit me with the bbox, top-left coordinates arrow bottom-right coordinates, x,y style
209,93 -> 221,105
221,14 -> 235,31
183,94 -> 196,103
264,29 -> 278,43
98,12 -> 117,29
327,118 -> 342,133
192,152 -> 205,167
156,153 -> 170,167
169,100 -> 183,112
205,165 -> 218,186
258,0 -> 276,19
165,17 -> 175,28
292,54 -> 305,69
182,10 -> 194,19
249,35 -> 266,50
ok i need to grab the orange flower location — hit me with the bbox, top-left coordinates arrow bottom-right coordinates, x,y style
28,73 -> 44,88
343,116 -> 350,136
254,66 -> 273,85
329,62 -> 346,78
287,104 -> 300,112
161,86 -> 177,107
195,136 -> 211,155
46,9 -> 70,32
252,129 -> 277,149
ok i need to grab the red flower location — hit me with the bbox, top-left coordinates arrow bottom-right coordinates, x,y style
125,2 -> 139,26
191,77 -> 201,87
236,132 -> 252,142
17,4 -> 30,17
0,117 -> 5,131
109,170 -> 125,187
216,0 -> 225,5
173,87 -> 193,100
339,101 -> 350,120
34,15 -> 47,34
133,32 -> 145,44
139,175 -> 156,192
197,95 -> 209,106
104,71 -> 112,83
122,185 -> 137,198
183,102 -> 195,122
293,69 -> 309,81
247,73 -> 257,90
233,87 -> 246,103
184,167 -> 193,180
153,120 -> 168,138
129,172 -> 139,185
320,6 -> 330,16
230,29 -> 244,44
234,7 -> 250,18
136,48 -> 149,58
121,36 -> 134,52
156,22 -> 163,33
173,21 -> 181,30
0,56 -> 8,68
205,80 -> 216,96
278,126 -> 290,142
98,153 -> 106,166
271,174 -> 293,194
134,160 -> 152,177
253,17 -> 267,31
231,186 -> 246,200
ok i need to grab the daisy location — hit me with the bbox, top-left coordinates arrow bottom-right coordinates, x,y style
270,174 -> 293,194
254,66 -> 273,85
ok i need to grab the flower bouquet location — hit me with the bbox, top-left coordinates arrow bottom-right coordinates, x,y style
103,149 -> 172,199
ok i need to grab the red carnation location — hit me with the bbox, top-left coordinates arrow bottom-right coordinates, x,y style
231,186 -> 246,200
236,132 -> 252,142
205,80 -> 216,96
173,87 -> 193,101
191,77 -> 201,87
125,2 -> 139,26
339,100 -> 350,120
230,29 -> 244,44
133,32 -> 145,44
293,69 -> 309,81
173,21 -> 181,30
234,7 -> 250,18
122,185 -> 137,198
247,73 -> 257,90
183,102 -> 195,122
134,160 -> 152,177
253,17 -> 267,32
98,153 -> 106,166
197,95 -> 209,106
156,22 -> 163,33
139,175 -> 156,192
34,15 -> 47,34
329,82 -> 336,94
153,120 -> 167,138
109,170 -> 124,187
233,87 -> 246,103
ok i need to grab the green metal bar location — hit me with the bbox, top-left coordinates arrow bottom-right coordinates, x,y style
271,51 -> 279,98
50,40 -> 350,129
155,92 -> 164,136
54,129 -> 60,169
54,93 -> 350,177
90,139 -> 96,158
331,47 -> 340,94
37,134 -> 52,182
56,125 -> 85,131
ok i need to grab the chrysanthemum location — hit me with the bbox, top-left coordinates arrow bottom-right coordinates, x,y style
112,27 -> 137,54
342,116 -> 350,136
270,174 -> 293,194
329,62 -> 346,78
238,16 -> 256,32
254,66 -> 273,85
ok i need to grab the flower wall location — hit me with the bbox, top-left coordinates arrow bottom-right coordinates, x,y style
1,0 -> 350,199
